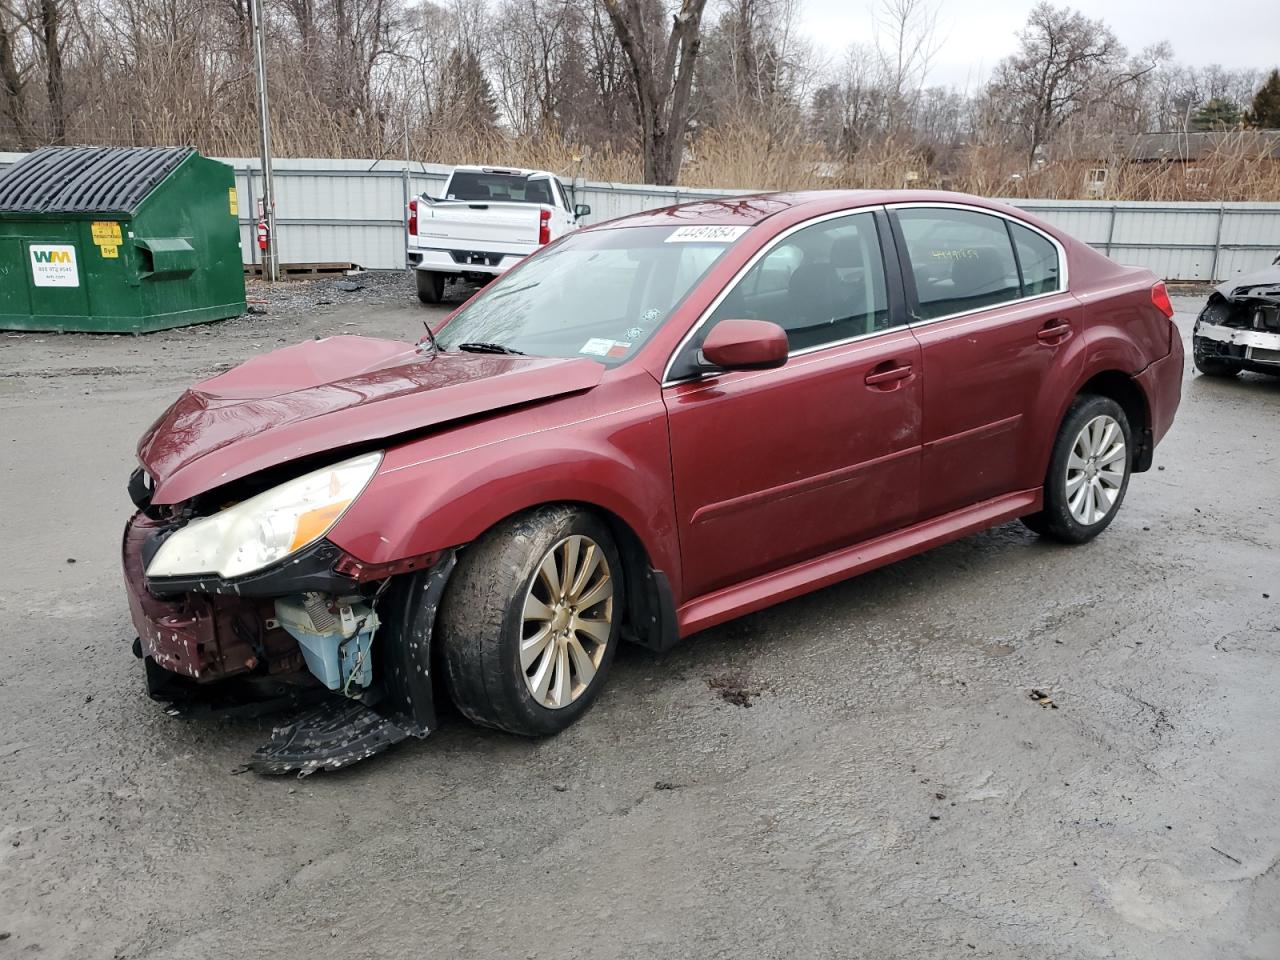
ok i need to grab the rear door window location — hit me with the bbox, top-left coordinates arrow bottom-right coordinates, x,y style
894,208 -> 1022,320
1009,222 -> 1061,295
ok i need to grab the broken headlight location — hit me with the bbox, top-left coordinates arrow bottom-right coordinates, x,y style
145,451 -> 382,580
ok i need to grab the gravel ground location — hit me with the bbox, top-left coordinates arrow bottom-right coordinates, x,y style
0,289 -> 1277,959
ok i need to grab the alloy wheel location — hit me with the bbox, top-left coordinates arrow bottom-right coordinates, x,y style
519,535 -> 614,709
1065,414 -> 1126,526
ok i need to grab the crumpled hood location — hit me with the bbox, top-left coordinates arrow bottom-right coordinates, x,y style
138,336 -> 604,504
1215,262 -> 1280,300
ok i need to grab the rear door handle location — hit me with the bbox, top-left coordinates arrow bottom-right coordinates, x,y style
864,362 -> 913,387
1037,320 -> 1072,344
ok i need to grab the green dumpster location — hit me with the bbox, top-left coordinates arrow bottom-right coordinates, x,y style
0,146 -> 246,333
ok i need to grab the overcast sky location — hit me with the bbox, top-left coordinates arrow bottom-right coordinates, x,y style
796,0 -> 1280,90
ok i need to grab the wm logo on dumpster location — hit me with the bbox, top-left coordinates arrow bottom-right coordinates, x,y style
29,244 -> 79,288
32,249 -> 73,264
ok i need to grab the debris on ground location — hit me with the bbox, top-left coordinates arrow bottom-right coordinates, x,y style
654,780 -> 682,791
707,673 -> 770,707
1029,688 -> 1059,709
1210,845 -> 1243,865
242,269 -> 420,315
335,279 -> 365,293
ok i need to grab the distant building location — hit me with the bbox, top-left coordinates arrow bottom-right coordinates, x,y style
1045,129 -> 1280,197
1115,130 -> 1280,163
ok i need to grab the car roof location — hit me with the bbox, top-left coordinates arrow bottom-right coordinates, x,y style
597,189 -> 1035,230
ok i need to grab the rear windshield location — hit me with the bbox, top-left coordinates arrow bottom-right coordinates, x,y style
446,171 -> 555,205
434,224 -> 745,364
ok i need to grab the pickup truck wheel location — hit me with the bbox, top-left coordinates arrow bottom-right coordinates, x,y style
416,270 -> 445,305
1192,339 -> 1241,378
1021,394 -> 1132,544
439,506 -> 623,736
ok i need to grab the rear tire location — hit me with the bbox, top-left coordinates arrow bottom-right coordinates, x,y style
1192,338 -> 1241,377
416,270 -> 445,305
1021,394 -> 1132,544
439,506 -> 623,737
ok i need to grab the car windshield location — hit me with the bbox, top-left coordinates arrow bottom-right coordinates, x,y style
446,171 -> 554,204
434,224 -> 745,363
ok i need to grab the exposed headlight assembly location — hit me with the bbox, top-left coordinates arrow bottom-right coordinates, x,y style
146,451 -> 382,580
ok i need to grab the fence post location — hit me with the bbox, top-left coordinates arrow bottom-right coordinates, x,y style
1104,204 -> 1118,257
1209,202 -> 1226,284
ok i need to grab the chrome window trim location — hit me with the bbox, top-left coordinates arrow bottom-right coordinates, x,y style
886,201 -> 1069,328
661,200 -> 1070,385
662,206 -> 891,385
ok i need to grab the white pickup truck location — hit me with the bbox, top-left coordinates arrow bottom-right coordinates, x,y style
406,165 -> 590,303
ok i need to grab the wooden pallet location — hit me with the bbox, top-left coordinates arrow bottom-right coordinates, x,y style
244,262 -> 360,278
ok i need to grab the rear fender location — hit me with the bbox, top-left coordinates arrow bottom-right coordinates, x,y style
1029,324 -> 1155,484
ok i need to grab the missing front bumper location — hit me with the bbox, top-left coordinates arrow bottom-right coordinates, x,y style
1194,321 -> 1280,369
124,511 -> 458,775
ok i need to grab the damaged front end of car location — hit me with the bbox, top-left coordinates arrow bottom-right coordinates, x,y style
1193,265 -> 1280,375
122,454 -> 454,776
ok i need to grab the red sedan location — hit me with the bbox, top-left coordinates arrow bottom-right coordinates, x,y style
122,190 -> 1183,772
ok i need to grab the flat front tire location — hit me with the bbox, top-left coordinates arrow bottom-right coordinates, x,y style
439,506 -> 623,736
1022,394 -> 1132,544
416,270 -> 445,305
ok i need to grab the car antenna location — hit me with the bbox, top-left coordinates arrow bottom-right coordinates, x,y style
420,318 -> 441,355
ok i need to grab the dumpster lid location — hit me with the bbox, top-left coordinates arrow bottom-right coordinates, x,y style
0,146 -> 194,215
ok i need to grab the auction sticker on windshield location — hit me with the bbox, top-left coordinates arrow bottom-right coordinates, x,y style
580,338 -> 631,357
665,225 -> 749,243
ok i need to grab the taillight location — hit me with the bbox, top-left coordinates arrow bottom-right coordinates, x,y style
538,208 -> 551,246
408,198 -> 418,237
1150,281 -> 1174,319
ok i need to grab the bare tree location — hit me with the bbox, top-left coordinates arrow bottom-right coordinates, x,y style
0,2 -> 35,147
37,0 -> 64,141
872,0 -> 940,129
601,0 -> 709,184
986,2 -> 1158,160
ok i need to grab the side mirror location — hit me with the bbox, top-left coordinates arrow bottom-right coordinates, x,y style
574,203 -> 591,218
700,319 -> 789,372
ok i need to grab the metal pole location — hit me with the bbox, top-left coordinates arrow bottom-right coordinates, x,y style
1208,203 -> 1226,284
244,167 -> 257,269
249,0 -> 278,282
402,120 -> 411,273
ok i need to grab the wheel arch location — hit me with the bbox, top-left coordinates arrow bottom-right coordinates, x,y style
1074,369 -> 1153,472
459,499 -> 680,655
1034,366 -> 1154,483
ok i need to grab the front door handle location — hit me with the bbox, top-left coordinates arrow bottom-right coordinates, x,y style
865,362 -> 913,388
1037,320 -> 1072,345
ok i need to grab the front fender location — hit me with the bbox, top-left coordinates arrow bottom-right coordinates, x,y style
327,393 -> 680,592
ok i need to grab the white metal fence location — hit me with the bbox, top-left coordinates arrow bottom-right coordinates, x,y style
3,153 -> 1277,281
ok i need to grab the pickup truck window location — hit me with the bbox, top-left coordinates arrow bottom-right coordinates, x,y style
435,225 -> 738,364
448,171 -> 554,205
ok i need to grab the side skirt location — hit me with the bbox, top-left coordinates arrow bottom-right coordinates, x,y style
676,489 -> 1042,637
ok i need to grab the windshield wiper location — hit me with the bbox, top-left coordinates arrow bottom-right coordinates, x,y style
456,341 -> 526,355
417,319 -> 442,355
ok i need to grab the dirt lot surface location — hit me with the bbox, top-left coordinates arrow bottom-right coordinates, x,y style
1,276 -> 1277,959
